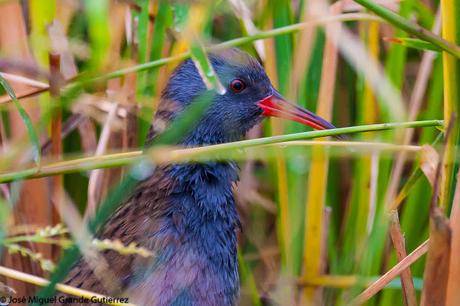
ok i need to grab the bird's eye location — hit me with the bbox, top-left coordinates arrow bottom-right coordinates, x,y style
230,79 -> 246,93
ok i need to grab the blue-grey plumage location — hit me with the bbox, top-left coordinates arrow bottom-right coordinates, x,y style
58,48 -> 339,306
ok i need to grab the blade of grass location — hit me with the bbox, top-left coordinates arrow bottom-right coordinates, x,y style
238,248 -> 262,306
84,0 -> 110,71
386,37 -> 441,52
133,0 -> 151,146
352,0 -> 460,58
0,75 -> 41,165
190,43 -> 226,94
29,0 -> 56,65
138,0 -> 172,145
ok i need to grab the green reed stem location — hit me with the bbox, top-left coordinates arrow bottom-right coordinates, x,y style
0,120 -> 443,183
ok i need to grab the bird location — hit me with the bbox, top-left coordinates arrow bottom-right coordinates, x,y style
57,48 -> 339,306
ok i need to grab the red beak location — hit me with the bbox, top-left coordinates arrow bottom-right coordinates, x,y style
257,93 -> 340,135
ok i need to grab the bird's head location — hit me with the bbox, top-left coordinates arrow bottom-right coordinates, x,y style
148,48 -> 338,146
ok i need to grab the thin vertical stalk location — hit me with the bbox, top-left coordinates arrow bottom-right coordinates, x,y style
237,249 -> 262,306
352,240 -> 429,305
440,0 -> 459,210
446,170 -> 460,305
440,0 -> 460,291
389,213 -> 417,306
48,52 -> 63,261
301,3 -> 341,304
271,0 -> 294,277
84,0 -> 110,71
357,19 -> 379,244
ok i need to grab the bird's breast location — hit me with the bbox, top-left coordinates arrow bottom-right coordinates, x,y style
126,162 -> 241,306
129,222 -> 239,306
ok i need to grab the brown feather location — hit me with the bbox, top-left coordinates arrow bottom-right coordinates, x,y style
55,166 -> 177,305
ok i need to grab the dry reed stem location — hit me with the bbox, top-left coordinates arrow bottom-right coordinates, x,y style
0,87 -> 48,104
228,0 -> 265,60
77,116 -> 98,154
95,2 -> 133,217
421,116 -> 453,305
314,207 -> 332,304
49,52 -> 64,261
105,1 -> 131,197
123,62 -> 139,151
389,213 -> 417,306
351,239 -> 429,305
0,1 -> 51,297
41,114 -> 86,154
0,266 -> 133,306
48,20 -> 78,80
419,145 -> 440,187
340,0 -> 401,12
86,102 -> 119,219
0,72 -> 48,89
421,207 -> 451,306
58,192 -> 122,295
290,0 -> 319,98
446,169 -> 460,305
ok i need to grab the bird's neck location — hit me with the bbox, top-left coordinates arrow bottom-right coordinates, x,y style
162,161 -> 241,287
182,122 -> 244,146
167,161 -> 240,223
